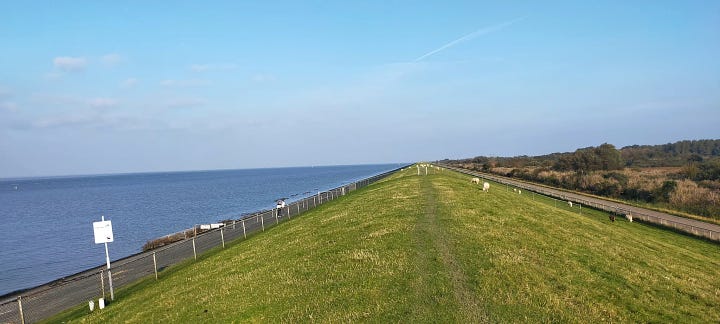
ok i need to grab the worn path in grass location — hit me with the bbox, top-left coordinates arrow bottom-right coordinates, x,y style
50,167 -> 720,323
418,172 -> 486,322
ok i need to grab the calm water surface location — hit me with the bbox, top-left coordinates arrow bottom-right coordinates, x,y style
0,164 -> 402,296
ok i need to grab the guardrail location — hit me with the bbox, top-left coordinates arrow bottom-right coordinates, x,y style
0,165 -> 410,323
440,164 -> 720,242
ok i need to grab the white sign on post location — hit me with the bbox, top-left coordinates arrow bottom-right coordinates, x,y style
93,220 -> 114,244
93,216 -> 115,300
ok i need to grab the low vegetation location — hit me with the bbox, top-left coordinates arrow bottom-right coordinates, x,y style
141,229 -> 196,251
48,167 -> 720,323
142,219 -> 240,251
445,139 -> 720,220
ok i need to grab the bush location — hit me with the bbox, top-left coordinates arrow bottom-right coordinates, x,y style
657,181 -> 677,202
142,228 -> 198,251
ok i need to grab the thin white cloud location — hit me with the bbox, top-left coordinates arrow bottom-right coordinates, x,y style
252,73 -> 276,83
121,78 -> 138,87
87,97 -> 118,108
101,53 -> 123,66
53,56 -> 87,71
0,86 -> 11,99
30,93 -> 119,109
30,93 -> 76,105
190,63 -> 238,72
414,17 -> 526,62
43,72 -> 63,80
165,98 -> 206,109
190,64 -> 211,72
0,102 -> 18,112
160,79 -> 210,87
31,113 -> 98,129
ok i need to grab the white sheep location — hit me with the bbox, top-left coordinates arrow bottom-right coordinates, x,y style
483,182 -> 490,192
471,177 -> 480,184
626,213 -> 633,222
568,201 -> 573,208
513,188 -> 517,193
518,190 -> 521,195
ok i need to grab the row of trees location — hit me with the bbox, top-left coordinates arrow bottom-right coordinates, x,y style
553,143 -> 623,171
622,139 -> 720,167
447,139 -> 720,170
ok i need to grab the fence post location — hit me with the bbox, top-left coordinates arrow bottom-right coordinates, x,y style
242,219 -> 247,239
221,228 -> 225,248
275,209 -> 279,224
18,296 -> 24,324
153,252 -> 158,280
261,215 -> 265,232
100,269 -> 105,299
192,236 -> 197,260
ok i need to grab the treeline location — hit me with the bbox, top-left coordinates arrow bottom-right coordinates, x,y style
622,139 -> 720,167
446,139 -> 720,179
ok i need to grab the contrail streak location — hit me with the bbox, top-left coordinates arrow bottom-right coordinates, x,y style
414,17 -> 525,62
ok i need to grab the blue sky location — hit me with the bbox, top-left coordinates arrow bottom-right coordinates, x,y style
1,1 -> 719,177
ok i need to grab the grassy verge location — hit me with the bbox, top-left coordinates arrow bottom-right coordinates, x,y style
459,167 -> 720,226
47,167 -> 720,323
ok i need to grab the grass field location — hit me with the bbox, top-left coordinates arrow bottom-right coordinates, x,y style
49,167 -> 720,323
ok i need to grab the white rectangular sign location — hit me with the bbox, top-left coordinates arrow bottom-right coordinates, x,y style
93,220 -> 114,244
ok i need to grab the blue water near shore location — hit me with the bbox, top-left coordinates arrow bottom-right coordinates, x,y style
0,164 -> 403,296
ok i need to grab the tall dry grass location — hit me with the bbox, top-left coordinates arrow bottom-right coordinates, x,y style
670,180 -> 720,216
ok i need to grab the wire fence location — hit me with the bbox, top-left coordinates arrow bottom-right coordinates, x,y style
0,166 -> 408,324
441,164 -> 720,242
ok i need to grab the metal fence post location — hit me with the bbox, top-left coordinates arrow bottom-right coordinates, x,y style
192,236 -> 197,260
100,269 -> 105,298
221,228 -> 225,248
17,296 -> 25,324
153,252 -> 158,280
242,219 -> 247,238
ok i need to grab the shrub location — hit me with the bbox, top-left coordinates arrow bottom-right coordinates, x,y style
656,181 -> 677,202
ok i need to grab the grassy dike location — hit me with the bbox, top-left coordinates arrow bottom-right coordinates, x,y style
49,167 -> 720,323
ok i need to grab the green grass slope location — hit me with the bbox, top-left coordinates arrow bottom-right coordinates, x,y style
51,168 -> 720,323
